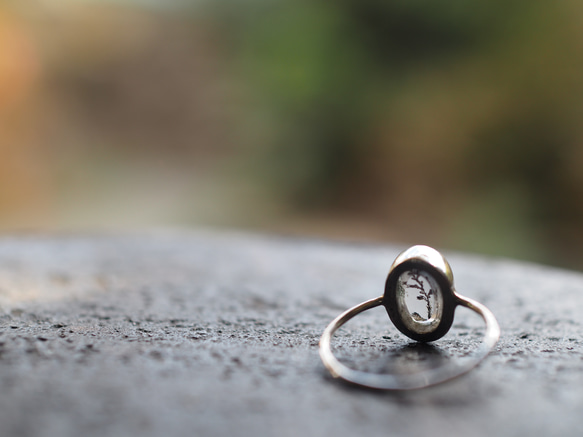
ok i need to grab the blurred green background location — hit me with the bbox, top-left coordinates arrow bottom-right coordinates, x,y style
2,0 -> 583,268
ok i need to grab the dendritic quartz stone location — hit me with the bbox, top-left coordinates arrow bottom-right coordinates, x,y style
397,269 -> 443,335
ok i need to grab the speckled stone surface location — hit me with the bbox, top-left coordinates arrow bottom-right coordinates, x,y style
0,231 -> 581,437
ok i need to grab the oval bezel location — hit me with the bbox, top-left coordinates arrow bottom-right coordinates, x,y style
383,246 -> 457,342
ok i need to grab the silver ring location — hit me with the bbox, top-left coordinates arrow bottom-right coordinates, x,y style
319,245 -> 500,390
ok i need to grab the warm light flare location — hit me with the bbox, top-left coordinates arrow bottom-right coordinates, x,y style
0,10 -> 39,113
0,8 -> 50,228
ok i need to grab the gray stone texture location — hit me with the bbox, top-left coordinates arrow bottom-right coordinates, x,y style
0,231 -> 581,437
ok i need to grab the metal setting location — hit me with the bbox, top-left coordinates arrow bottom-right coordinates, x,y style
319,245 -> 500,390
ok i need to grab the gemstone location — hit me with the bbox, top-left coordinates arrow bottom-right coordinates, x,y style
396,269 -> 443,334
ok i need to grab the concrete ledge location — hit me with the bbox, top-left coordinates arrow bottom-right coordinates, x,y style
0,231 -> 581,436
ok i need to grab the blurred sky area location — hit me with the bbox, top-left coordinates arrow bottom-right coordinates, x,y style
2,0 -> 583,268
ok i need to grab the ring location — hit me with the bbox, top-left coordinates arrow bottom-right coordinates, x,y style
319,245 -> 500,390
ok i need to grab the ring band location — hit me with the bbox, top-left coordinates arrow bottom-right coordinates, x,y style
319,246 -> 500,390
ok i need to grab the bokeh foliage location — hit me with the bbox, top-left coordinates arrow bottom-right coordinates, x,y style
208,0 -> 583,266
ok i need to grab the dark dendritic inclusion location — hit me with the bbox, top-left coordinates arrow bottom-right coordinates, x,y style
397,269 -> 443,328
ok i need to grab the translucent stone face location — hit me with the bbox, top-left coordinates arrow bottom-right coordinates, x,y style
396,269 -> 443,334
